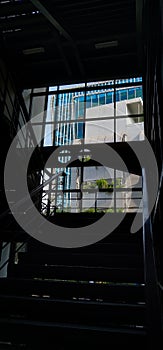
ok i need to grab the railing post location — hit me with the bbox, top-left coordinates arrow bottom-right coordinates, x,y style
142,168 -> 162,347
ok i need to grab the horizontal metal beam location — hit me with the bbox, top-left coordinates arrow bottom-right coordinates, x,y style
30,0 -> 73,42
30,0 -> 85,77
5,31 -> 136,50
83,52 -> 136,62
27,141 -> 142,175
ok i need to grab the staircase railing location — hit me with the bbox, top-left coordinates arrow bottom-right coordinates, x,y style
0,170 -> 64,273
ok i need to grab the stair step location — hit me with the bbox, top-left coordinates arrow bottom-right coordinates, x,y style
0,278 -> 145,303
0,211 -> 146,348
10,264 -> 144,283
0,317 -> 147,347
18,252 -> 143,268
0,294 -> 146,326
1,213 -> 143,245
48,213 -> 142,229
28,241 -> 143,255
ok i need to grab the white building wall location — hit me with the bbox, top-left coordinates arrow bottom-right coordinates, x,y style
85,98 -> 144,143
82,98 -> 143,211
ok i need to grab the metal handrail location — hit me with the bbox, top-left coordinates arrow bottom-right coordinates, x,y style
0,170 -> 64,257
0,170 -> 65,272
0,170 -> 64,220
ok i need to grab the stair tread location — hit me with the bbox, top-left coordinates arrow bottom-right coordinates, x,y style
28,242 -> 143,254
0,317 -> 146,335
0,294 -> 146,308
0,294 -> 146,327
17,252 -> 143,268
10,264 -> 144,282
0,278 -> 145,302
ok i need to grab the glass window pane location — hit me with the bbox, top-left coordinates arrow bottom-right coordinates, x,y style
59,83 -> 85,90
28,78 -> 144,148
136,86 -> 143,98
49,86 -> 58,92
116,117 -> 144,142
16,126 -> 27,148
85,119 -> 114,143
31,96 -> 45,120
44,123 -> 54,146
33,88 -> 46,93
54,92 -> 85,122
22,89 -> 32,114
128,88 -> 136,99
116,86 -> 143,116
87,80 -> 114,88
46,94 -> 57,122
32,124 -> 43,145
53,122 -> 84,146
86,88 -> 114,120
115,77 -> 142,84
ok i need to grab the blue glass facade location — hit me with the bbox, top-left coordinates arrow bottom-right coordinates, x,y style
45,78 -> 143,146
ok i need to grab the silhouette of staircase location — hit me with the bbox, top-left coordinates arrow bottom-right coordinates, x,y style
0,212 -> 150,349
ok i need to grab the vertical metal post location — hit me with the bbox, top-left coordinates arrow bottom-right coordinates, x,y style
62,171 -> 66,212
95,190 -> 97,213
114,80 -> 116,143
142,168 -> 162,347
113,81 -> 117,213
0,242 -> 11,278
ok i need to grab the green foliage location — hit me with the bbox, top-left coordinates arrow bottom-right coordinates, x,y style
115,178 -> 122,188
83,208 -> 96,213
79,155 -> 91,162
96,178 -> 109,189
95,178 -> 123,190
83,181 -> 97,189
83,155 -> 91,162
105,208 -> 114,213
83,178 -> 123,190
105,208 -> 124,213
116,208 -> 124,213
